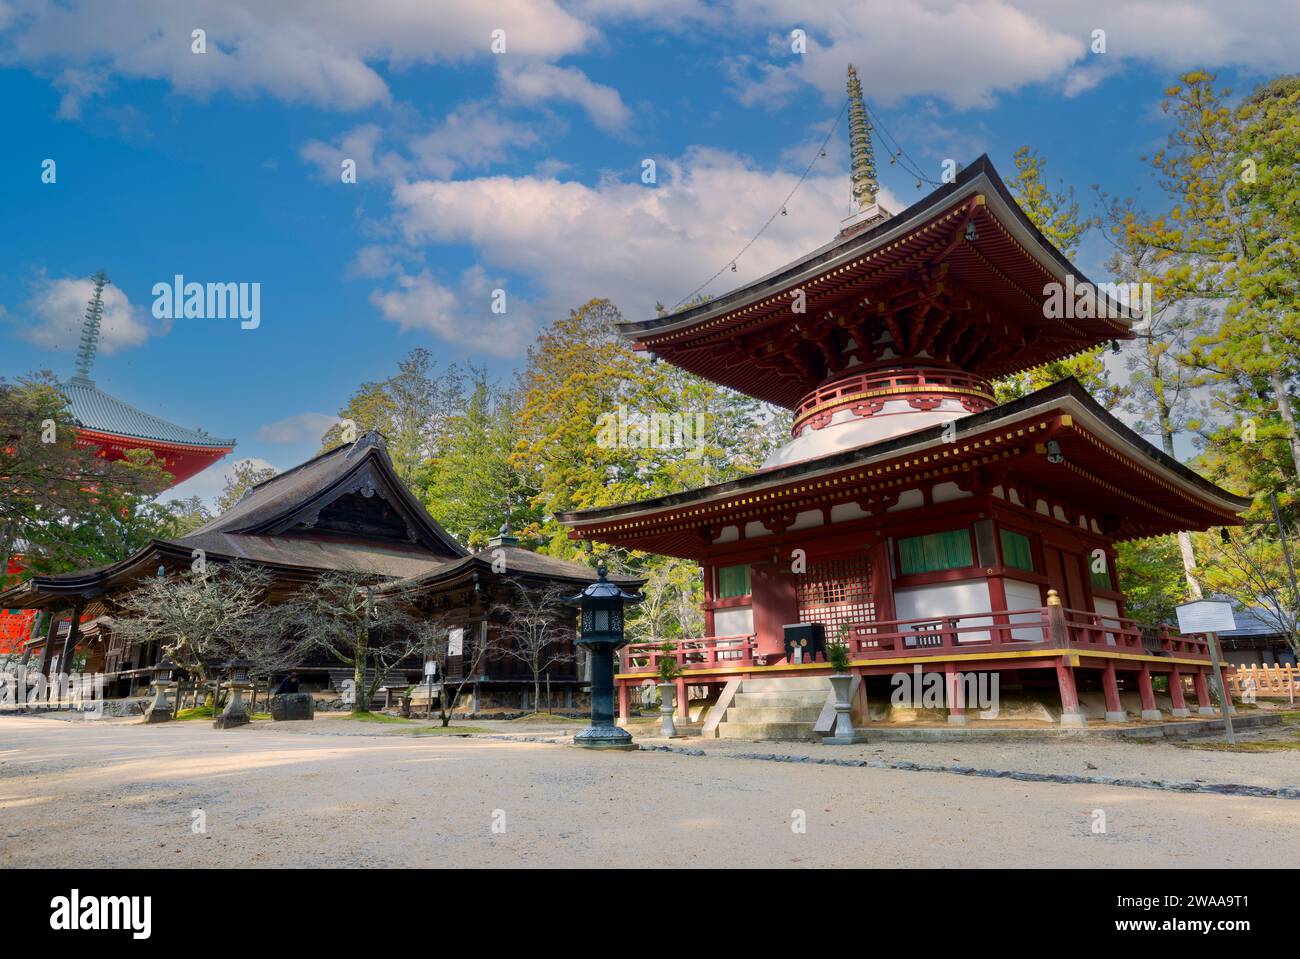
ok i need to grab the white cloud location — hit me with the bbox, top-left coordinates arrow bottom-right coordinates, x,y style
368,266 -> 535,357
14,274 -> 160,356
497,61 -> 631,132
724,0 -> 1300,108
387,146 -> 886,327
255,412 -> 340,444
408,104 -> 540,177
0,0 -> 593,110
301,106 -> 539,183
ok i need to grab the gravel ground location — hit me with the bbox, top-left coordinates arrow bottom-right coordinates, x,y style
1,713 -> 1296,868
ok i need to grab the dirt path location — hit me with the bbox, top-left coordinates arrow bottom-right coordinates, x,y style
1,715 -> 1295,868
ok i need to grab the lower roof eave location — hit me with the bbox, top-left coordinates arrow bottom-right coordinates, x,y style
559,380 -> 1249,550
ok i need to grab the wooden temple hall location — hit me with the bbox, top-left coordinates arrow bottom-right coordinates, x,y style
1,433 -> 623,712
559,75 -> 1249,734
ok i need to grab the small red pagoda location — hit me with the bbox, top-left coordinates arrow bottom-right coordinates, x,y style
560,73 -> 1248,734
62,272 -> 236,485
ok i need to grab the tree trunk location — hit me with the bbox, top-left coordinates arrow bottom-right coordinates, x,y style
352,653 -> 367,714
1159,414 -> 1204,600
1267,363 -> 1300,483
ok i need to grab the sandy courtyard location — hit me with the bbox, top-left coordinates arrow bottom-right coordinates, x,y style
1,714 -> 1296,868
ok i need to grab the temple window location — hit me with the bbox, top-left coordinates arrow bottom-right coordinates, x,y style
998,528 -> 1036,572
717,564 -> 751,599
897,528 -> 974,575
797,556 -> 876,633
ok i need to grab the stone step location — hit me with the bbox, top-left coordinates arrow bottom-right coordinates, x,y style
741,676 -> 831,693
716,721 -> 821,742
726,706 -> 824,723
733,692 -> 828,708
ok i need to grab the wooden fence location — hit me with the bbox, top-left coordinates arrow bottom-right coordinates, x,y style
1226,664 -> 1299,703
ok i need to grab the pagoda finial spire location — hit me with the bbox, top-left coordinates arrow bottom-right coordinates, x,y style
73,271 -> 109,382
846,65 -> 879,212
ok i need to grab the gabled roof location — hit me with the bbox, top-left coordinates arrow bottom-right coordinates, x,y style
0,432 -> 465,608
63,376 -> 236,449
190,432 -> 465,557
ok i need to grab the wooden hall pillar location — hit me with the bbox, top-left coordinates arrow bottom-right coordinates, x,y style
1101,662 -> 1126,723
59,598 -> 85,675
1193,670 -> 1215,715
1136,664 -> 1161,721
1168,666 -> 1190,717
36,608 -> 60,677
1055,659 -> 1084,726
944,663 -> 966,725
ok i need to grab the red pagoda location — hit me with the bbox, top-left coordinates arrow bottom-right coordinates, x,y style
62,272 -> 236,485
559,71 -> 1249,735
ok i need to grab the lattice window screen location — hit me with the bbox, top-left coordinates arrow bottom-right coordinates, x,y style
797,556 -> 875,633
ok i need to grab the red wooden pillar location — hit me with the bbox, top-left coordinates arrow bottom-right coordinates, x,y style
1193,669 -> 1215,715
1101,662 -> 1125,722
617,682 -> 629,726
702,563 -> 715,637
1168,666 -> 1190,717
944,662 -> 966,725
1055,658 -> 1084,726
1136,664 -> 1161,720
675,674 -> 688,719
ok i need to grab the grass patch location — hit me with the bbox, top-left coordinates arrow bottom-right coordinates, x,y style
1183,740 -> 1300,752
1182,730 -> 1300,752
339,711 -> 415,724
174,706 -> 273,721
508,712 -> 585,724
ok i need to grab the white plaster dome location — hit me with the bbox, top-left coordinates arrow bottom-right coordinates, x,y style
762,366 -> 994,470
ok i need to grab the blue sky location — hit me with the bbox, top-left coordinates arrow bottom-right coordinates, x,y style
1,1 -> 1296,504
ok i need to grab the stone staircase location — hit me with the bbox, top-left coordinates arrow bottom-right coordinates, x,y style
715,676 -> 832,741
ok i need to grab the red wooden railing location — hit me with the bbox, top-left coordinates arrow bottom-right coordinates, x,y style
617,609 -> 1213,674
621,634 -> 757,673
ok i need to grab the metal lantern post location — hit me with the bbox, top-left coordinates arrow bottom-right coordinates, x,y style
565,563 -> 641,750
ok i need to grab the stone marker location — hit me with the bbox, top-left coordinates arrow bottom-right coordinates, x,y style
270,692 -> 315,721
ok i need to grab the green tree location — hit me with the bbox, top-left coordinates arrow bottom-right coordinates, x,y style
217,460 -> 278,514
319,347 -> 465,487
422,370 -> 535,549
995,147 -> 1123,407
1,372 -> 174,581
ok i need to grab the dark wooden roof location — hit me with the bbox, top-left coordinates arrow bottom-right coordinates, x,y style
375,545 -> 643,598
0,432 -> 465,608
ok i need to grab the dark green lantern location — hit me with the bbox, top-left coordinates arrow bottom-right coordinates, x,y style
565,563 -> 641,749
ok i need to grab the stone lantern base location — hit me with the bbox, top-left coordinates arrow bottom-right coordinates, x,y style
214,684 -> 252,729
142,683 -> 175,724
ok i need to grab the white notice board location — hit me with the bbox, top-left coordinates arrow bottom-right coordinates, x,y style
1174,600 -> 1236,635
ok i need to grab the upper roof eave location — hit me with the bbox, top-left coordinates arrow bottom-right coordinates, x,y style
622,155 -> 1139,342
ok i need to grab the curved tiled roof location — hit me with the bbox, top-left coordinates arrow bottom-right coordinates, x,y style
63,376 -> 236,448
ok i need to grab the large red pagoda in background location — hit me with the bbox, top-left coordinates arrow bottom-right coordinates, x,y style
0,273 -> 235,654
560,69 -> 1249,736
